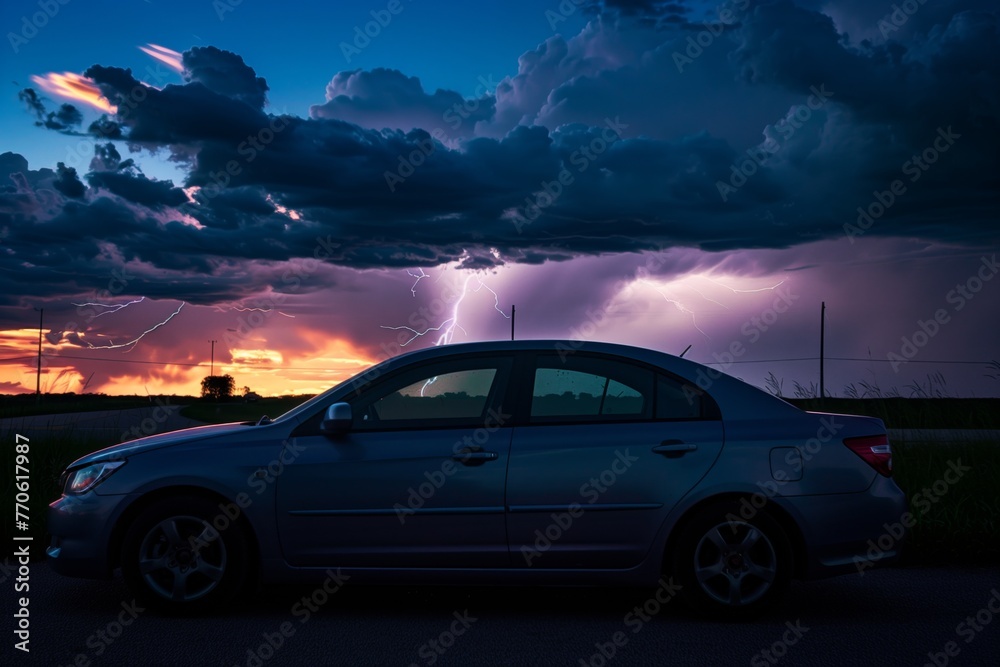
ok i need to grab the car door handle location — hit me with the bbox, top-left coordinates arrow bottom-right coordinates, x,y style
452,449 -> 498,466
652,441 -> 697,457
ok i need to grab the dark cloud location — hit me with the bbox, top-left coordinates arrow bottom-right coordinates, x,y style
310,68 -> 495,139
88,116 -> 124,140
90,142 -> 122,172
3,3 -> 998,307
18,88 -> 46,119
181,46 -> 269,110
86,170 -> 188,209
18,88 -> 83,133
53,163 -> 86,199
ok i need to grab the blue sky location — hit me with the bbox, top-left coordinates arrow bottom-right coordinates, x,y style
1,0 -> 586,179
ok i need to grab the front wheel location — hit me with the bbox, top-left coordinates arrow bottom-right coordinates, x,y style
120,497 -> 249,614
671,501 -> 792,620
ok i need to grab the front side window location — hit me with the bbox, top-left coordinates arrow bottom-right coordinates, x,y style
351,358 -> 510,430
369,369 -> 497,421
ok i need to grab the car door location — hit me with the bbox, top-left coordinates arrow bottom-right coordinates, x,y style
276,354 -> 514,568
506,352 -> 724,569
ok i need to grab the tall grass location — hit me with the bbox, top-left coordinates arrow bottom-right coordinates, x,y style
892,440 -> 1000,564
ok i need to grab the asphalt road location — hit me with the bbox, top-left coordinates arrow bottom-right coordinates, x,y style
2,562 -> 998,666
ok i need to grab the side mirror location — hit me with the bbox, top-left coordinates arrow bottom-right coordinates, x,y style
321,402 -> 353,435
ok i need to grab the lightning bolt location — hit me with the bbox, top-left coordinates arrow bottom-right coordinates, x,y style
688,286 -> 729,310
704,278 -> 785,293
381,271 -> 509,349
407,268 -> 429,297
81,302 -> 186,352
230,306 -> 295,318
73,296 -> 146,320
638,279 -> 710,340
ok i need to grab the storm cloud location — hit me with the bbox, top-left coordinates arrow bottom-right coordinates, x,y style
2,0 -> 998,307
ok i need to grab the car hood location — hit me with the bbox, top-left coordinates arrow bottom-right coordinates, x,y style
68,422 -> 253,469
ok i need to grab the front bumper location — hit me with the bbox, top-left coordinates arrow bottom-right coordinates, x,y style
47,491 -> 130,579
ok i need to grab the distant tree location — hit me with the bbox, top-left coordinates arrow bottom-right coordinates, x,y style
201,375 -> 235,400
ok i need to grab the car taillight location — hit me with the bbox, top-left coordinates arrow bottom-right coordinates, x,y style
843,434 -> 893,477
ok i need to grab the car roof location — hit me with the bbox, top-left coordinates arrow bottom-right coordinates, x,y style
313,339 -> 802,422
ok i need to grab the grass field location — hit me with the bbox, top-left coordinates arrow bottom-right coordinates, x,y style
179,397 -> 307,424
0,394 -> 159,419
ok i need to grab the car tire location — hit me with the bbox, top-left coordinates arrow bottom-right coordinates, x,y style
671,500 -> 792,620
121,496 -> 249,614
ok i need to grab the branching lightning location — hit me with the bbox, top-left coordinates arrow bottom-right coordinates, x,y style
80,302 -> 186,352
407,268 -> 429,296
381,271 -> 509,349
705,277 -> 785,293
230,305 -> 295,318
638,279 -> 710,340
73,296 -> 147,320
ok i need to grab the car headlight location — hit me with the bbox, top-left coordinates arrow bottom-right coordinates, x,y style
64,461 -> 126,495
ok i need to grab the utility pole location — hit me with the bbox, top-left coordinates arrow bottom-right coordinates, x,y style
208,339 -> 217,376
819,302 -> 826,404
510,305 -> 515,341
34,307 -> 43,400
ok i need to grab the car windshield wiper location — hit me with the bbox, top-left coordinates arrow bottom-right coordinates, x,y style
256,415 -> 272,426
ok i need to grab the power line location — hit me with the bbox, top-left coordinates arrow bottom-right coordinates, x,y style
0,353 -> 364,372
702,356 -> 994,366
0,352 -> 993,369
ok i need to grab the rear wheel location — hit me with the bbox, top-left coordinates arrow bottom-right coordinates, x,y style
671,501 -> 792,619
121,497 -> 249,614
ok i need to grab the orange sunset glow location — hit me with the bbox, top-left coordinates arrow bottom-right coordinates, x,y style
0,322 -> 375,397
29,72 -> 117,114
138,43 -> 184,73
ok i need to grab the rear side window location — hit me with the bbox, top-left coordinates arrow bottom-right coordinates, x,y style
530,356 -> 654,423
656,373 -> 720,420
